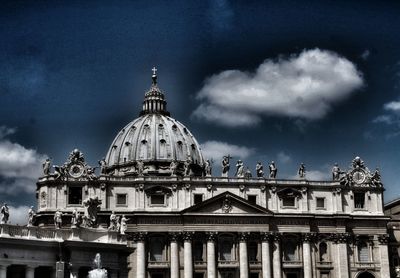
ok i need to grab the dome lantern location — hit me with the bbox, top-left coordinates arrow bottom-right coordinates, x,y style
140,67 -> 170,116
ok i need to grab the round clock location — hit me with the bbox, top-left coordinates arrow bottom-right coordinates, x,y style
68,164 -> 85,178
352,171 -> 366,184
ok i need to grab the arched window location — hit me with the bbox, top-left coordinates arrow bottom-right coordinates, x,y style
219,236 -> 234,261
283,238 -> 298,261
358,241 -> 369,262
357,272 -> 375,278
319,242 -> 329,261
149,236 -> 166,262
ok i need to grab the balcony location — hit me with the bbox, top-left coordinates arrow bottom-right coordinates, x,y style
218,260 -> 239,268
148,261 -> 170,269
282,261 -> 303,268
316,261 -> 333,269
0,224 -> 127,245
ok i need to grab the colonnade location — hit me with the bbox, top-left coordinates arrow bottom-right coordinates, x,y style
0,264 -> 55,278
134,232 -> 316,278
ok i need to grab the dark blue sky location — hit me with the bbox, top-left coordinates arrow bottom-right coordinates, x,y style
1,0 -> 400,207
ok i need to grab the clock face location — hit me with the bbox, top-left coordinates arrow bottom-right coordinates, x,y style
69,164 -> 85,178
352,171 -> 366,184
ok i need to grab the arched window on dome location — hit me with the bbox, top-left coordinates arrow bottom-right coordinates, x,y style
159,139 -> 167,159
176,141 -> 183,159
140,139 -> 148,160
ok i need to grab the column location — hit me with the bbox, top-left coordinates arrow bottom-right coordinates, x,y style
272,233 -> 282,278
170,233 -> 180,278
206,232 -> 217,278
0,265 -> 8,278
26,265 -> 35,278
378,235 -> 390,278
261,233 -> 272,278
302,233 -> 313,278
239,233 -> 249,278
335,233 -> 349,278
184,232 -> 194,278
136,232 -> 147,278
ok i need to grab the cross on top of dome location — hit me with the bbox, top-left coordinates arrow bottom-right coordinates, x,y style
140,67 -> 170,116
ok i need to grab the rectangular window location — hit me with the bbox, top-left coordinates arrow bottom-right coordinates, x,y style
248,195 -> 257,205
316,197 -> 325,209
116,194 -> 127,206
68,187 -> 82,205
193,241 -> 204,261
282,196 -> 295,207
194,194 -> 203,205
248,242 -> 258,262
354,193 -> 365,209
250,273 -> 259,278
194,273 -> 204,278
151,194 -> 165,205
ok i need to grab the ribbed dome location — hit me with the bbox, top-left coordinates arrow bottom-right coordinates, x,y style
104,68 -> 204,176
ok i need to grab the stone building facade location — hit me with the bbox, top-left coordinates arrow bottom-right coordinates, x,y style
1,70 -> 391,278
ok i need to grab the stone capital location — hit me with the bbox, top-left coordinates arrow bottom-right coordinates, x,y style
133,232 -> 147,242
302,233 -> 315,243
182,231 -> 195,241
260,232 -> 273,242
332,232 -> 350,244
271,232 -> 282,242
377,234 -> 389,245
206,231 -> 217,242
238,232 -> 250,242
169,232 -> 181,242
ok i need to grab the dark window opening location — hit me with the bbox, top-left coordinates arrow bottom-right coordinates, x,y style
68,187 -> 82,205
194,194 -> 203,205
151,194 -> 165,205
194,273 -> 204,278
193,241 -> 204,261
248,242 -> 258,262
355,193 -> 365,209
116,194 -> 127,205
248,195 -> 257,205
316,197 -> 325,209
282,196 -> 295,207
250,273 -> 259,278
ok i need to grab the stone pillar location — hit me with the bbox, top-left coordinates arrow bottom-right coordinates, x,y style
0,265 -> 8,278
272,233 -> 282,278
136,232 -> 147,278
378,235 -> 390,278
239,233 -> 249,278
261,233 -> 272,278
183,232 -> 194,278
334,233 -> 349,278
206,232 -> 217,278
170,233 -> 180,278
302,233 -> 313,278
26,265 -> 35,278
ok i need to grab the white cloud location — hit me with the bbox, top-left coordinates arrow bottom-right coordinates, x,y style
372,115 -> 393,125
277,151 -> 291,164
384,101 -> 400,112
8,205 -> 30,225
361,50 -> 370,61
0,126 -> 46,195
200,140 -> 255,162
0,126 -> 16,139
193,48 -> 363,127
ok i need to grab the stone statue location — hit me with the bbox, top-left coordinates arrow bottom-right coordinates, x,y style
88,253 -> 108,278
255,162 -> 264,177
371,168 -> 383,187
83,197 -> 102,228
108,211 -> 118,231
244,167 -> 252,179
120,215 -> 128,235
98,158 -> 107,175
183,159 -> 191,176
53,165 -> 65,180
116,216 -> 121,232
71,209 -> 81,228
221,156 -> 231,177
235,160 -> 244,177
352,156 -> 365,169
69,148 -> 84,163
298,163 -> 306,178
0,203 -> 9,224
27,206 -> 36,227
332,163 -> 341,181
169,160 -> 178,176
136,160 -> 144,176
54,209 -> 63,229
204,159 -> 212,177
42,158 -> 51,176
269,161 -> 277,178
87,167 -> 97,181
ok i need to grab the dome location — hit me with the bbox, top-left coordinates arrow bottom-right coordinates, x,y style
104,68 -> 204,176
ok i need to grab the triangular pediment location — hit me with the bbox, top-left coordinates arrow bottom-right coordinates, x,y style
181,191 -> 272,215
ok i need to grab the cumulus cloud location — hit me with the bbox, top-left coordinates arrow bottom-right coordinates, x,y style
277,151 -> 291,164
0,126 -> 46,195
200,140 -> 255,162
193,48 -> 364,127
384,101 -> 400,112
8,205 -> 30,225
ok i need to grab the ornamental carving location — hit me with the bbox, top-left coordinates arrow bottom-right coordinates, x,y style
302,233 -> 315,242
260,232 -> 273,242
133,232 -> 147,242
221,195 -> 232,213
52,149 -> 98,181
182,231 -> 195,241
238,232 -> 250,242
206,232 -> 217,241
184,183 -> 191,191
206,184 -> 213,191
169,232 -> 181,242
377,234 -> 389,245
239,184 -> 246,192
332,233 -> 351,244
339,156 -> 383,188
